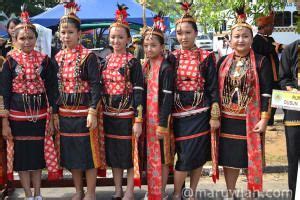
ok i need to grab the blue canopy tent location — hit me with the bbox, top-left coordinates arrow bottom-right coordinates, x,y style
31,0 -> 170,30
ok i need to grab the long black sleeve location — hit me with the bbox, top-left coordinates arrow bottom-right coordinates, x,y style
203,53 -> 219,105
258,56 -> 273,112
279,40 -> 300,89
42,56 -> 59,113
252,35 -> 276,55
158,60 -> 174,128
129,58 -> 144,117
82,53 -> 101,109
1,58 -> 12,110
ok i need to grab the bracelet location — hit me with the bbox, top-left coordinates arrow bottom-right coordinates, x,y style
261,112 -> 270,120
157,126 -> 169,134
134,117 -> 143,123
211,102 -> 220,120
88,107 -> 97,116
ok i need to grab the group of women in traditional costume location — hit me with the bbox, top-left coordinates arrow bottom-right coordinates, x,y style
0,1 -> 276,200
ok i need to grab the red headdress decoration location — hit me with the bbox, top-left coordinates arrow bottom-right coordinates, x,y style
110,4 -> 130,30
231,4 -> 252,31
175,1 -> 196,25
60,2 -> 81,24
15,4 -> 36,32
255,10 -> 275,28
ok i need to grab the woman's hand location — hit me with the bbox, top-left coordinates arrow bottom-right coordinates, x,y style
53,114 -> 60,131
253,119 -> 268,133
133,122 -> 142,138
210,119 -> 220,132
47,120 -> 55,137
2,118 -> 13,140
86,114 -> 97,130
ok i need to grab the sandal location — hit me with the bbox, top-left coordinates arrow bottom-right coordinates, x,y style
34,196 -> 43,200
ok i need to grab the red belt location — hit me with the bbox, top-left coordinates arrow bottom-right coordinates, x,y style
105,133 -> 132,140
9,109 -> 48,121
175,130 -> 209,141
59,106 -> 89,117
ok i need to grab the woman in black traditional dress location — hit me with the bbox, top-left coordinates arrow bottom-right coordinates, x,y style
1,6 -> 60,200
100,4 -> 144,200
53,3 -> 101,200
171,2 -> 220,199
217,5 -> 272,198
142,13 -> 175,200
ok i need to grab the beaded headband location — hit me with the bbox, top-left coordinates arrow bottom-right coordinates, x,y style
110,4 -> 130,30
175,1 -> 196,25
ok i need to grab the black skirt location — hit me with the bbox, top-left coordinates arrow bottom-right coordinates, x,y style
104,115 -> 133,169
219,117 -> 248,168
9,94 -> 47,171
59,115 -> 95,170
173,110 -> 211,171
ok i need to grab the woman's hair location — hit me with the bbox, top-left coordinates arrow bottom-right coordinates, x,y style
14,26 -> 38,39
143,31 -> 164,45
6,18 -> 21,38
176,18 -> 198,33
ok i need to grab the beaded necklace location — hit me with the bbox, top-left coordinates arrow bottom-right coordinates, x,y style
58,46 -> 82,108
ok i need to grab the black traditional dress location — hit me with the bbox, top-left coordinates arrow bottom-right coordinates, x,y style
218,52 -> 272,168
55,44 -> 101,170
279,39 -> 300,200
172,48 -> 218,171
1,49 -> 59,175
143,54 -> 175,198
100,52 -> 143,169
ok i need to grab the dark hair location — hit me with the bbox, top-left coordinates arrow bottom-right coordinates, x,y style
6,18 -> 21,38
108,26 -> 131,38
14,25 -> 38,39
176,20 -> 198,33
60,18 -> 81,31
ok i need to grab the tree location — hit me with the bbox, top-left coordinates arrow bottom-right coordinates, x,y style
136,0 -> 292,32
0,0 -> 59,18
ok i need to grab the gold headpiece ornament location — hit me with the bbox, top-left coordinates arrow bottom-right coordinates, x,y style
142,11 -> 166,39
60,2 -> 81,25
175,1 -> 196,25
231,4 -> 252,31
14,4 -> 36,32
110,4 -> 130,30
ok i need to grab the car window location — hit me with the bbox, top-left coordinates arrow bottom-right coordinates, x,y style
197,35 -> 209,40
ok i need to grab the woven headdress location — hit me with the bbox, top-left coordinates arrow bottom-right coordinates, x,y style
60,2 -> 81,25
231,4 -> 252,31
142,12 -> 166,39
110,4 -> 130,30
175,1 -> 196,25
15,4 -> 36,32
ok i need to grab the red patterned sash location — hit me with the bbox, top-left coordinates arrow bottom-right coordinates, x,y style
219,50 -> 262,191
146,56 -> 164,199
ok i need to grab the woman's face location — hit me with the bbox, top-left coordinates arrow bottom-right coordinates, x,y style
59,23 -> 81,49
16,29 -> 37,54
8,22 -> 17,38
231,27 -> 253,55
143,35 -> 163,60
109,26 -> 130,53
176,22 -> 197,50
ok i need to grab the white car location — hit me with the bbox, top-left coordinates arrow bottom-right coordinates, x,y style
195,34 -> 213,51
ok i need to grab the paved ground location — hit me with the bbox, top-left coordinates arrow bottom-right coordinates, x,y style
6,173 -> 290,200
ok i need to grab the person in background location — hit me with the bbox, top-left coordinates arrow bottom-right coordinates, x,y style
133,37 -> 144,62
252,10 -> 284,130
0,18 -> 21,57
279,39 -> 300,200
